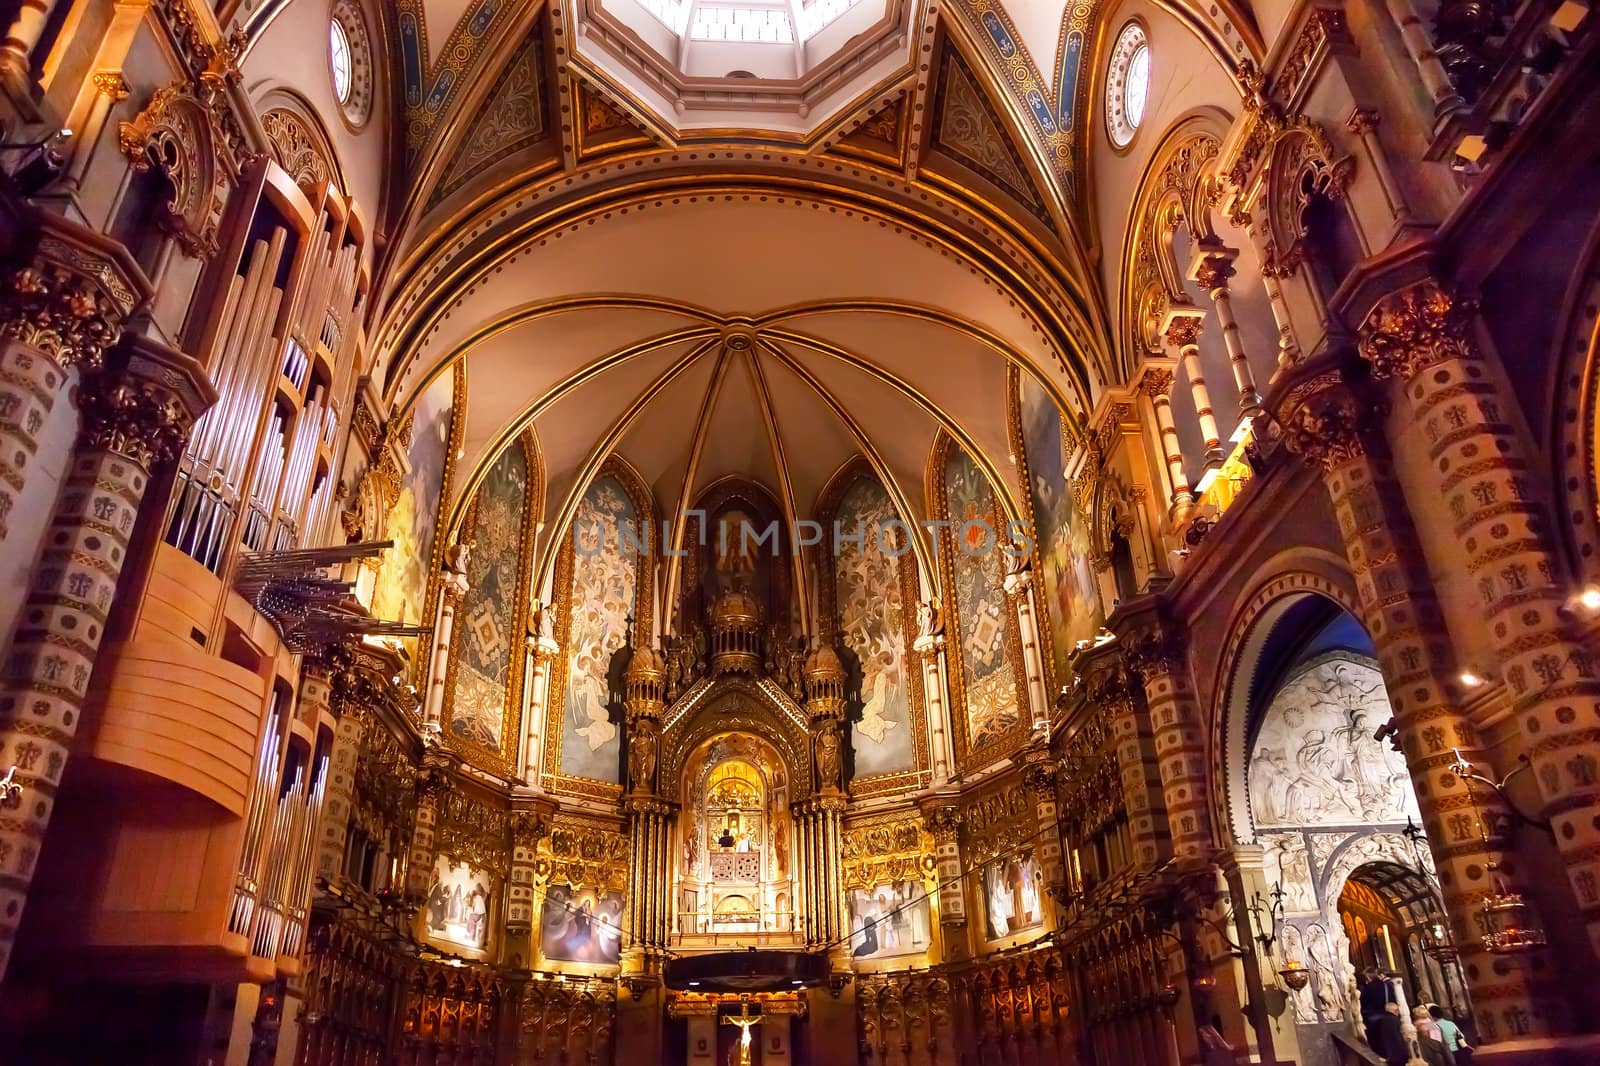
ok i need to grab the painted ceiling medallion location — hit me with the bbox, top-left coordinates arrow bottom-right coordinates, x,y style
571,0 -> 923,137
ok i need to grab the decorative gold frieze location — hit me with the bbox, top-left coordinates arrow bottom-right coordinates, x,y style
435,788 -> 512,876
537,818 -> 630,893
841,817 -> 933,890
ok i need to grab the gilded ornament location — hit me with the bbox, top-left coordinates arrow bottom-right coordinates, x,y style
117,84 -> 225,257
1277,382 -> 1372,471
1358,280 -> 1476,382
78,373 -> 191,467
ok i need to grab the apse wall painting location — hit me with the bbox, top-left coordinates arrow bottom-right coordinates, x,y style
944,447 -> 1022,750
559,476 -> 639,783
423,856 -> 494,952
834,479 -> 914,778
1018,376 -> 1103,683
540,883 -> 625,964
848,880 -> 932,959
982,854 -> 1044,941
448,440 -> 529,755
1249,655 -> 1418,830
372,368 -> 457,645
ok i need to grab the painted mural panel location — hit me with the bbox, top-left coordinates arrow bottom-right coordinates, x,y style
848,880 -> 932,959
372,370 -> 455,641
1019,376 -> 1103,684
424,856 -> 494,952
834,479 -> 914,778
540,883 -> 624,964
944,448 -> 1020,750
981,854 -> 1044,941
449,441 -> 529,755
559,476 -> 639,782
1249,655 -> 1417,830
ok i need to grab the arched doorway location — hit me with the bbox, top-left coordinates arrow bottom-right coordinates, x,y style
1231,593 -> 1473,1066
1339,861 -> 1469,1024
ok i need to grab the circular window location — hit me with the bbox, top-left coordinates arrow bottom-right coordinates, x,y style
329,19 -> 352,102
1106,22 -> 1150,149
328,0 -> 374,127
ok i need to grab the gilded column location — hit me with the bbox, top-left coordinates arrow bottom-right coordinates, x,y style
1140,368 -> 1193,514
621,647 -> 669,975
1192,244 -> 1263,418
1274,367 -> 1557,1042
0,335 -> 210,977
1118,617 -> 1213,861
1163,310 -> 1223,467
804,645 -> 848,955
1003,561 -> 1053,735
1360,281 -> 1600,979
422,554 -> 468,735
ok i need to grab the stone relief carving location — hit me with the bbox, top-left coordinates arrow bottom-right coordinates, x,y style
1249,655 -> 1417,830
1261,832 -> 1317,913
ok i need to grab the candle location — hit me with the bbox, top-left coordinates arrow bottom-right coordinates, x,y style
1378,925 -> 1397,970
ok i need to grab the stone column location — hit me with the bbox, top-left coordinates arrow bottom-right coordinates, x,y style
1361,280 -> 1600,970
1192,243 -> 1263,418
918,794 -> 967,950
1003,561 -> 1052,735
0,0 -> 60,103
0,334 -> 211,978
1019,741 -> 1065,927
422,559 -> 467,736
1273,366 -> 1559,1042
520,605 -> 558,786
1163,310 -> 1224,467
913,600 -> 953,784
1140,368 -> 1193,515
308,666 -> 362,882
0,239 -> 143,548
1117,616 -> 1213,861
1244,222 -> 1302,369
59,73 -> 130,193
405,747 -> 456,900
505,791 -> 554,959
1088,658 -> 1168,868
1379,0 -> 1466,126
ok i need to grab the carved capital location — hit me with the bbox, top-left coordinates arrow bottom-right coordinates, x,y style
1020,744 -> 1058,802
1,263 -> 126,371
78,375 -> 185,467
1162,312 -> 1205,350
1358,279 -> 1475,382
921,803 -> 963,846
1276,376 -> 1376,472
1121,628 -> 1185,682
1140,368 -> 1175,398
92,71 -> 131,100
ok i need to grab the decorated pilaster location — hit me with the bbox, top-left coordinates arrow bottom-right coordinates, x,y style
422,544 -> 469,734
1140,368 -> 1193,515
913,600 -> 954,784
1079,643 -> 1168,869
1116,612 -> 1214,862
306,662 -> 363,882
621,646 -> 670,983
1162,310 -> 1224,467
505,790 -> 555,964
1002,559 -> 1053,736
406,744 -> 457,901
917,793 -> 966,947
1018,740 -> 1064,927
520,602 -> 559,786
0,332 -> 211,978
1358,277 -> 1600,969
1272,364 -> 1559,1042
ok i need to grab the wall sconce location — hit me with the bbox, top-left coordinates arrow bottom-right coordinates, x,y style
1277,959 -> 1311,992
1248,883 -> 1286,954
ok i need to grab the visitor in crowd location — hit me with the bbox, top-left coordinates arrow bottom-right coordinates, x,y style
1429,1004 -> 1472,1065
1366,1002 -> 1409,1066
1413,1005 -> 1455,1066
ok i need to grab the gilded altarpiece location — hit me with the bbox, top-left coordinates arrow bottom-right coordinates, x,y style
961,783 -> 1047,947
932,439 -> 1029,769
816,467 -> 927,794
1011,372 -> 1103,693
419,788 -> 511,961
548,463 -> 655,794
371,363 -> 465,680
446,432 -> 538,772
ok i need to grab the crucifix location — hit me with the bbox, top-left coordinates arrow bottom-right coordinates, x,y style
720,999 -> 762,1066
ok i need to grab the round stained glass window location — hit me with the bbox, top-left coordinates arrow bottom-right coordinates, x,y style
1106,22 -> 1150,149
330,18 -> 352,103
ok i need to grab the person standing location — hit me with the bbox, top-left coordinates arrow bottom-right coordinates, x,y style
1429,1004 -> 1472,1065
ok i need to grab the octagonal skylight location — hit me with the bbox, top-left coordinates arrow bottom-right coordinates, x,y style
631,0 -> 865,42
